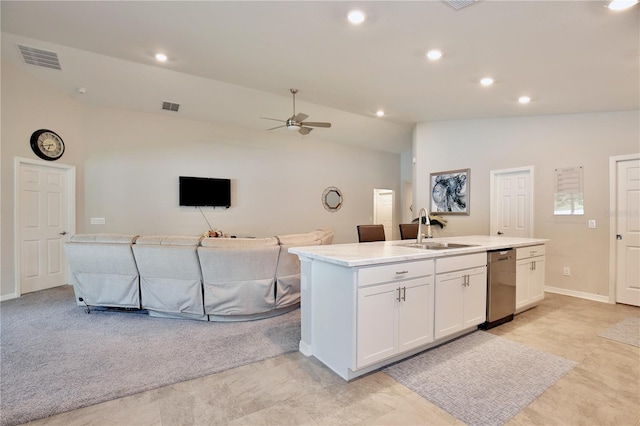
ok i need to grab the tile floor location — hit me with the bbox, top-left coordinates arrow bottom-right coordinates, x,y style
24,293 -> 640,425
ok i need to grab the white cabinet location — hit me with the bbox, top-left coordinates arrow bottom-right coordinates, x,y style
516,245 -> 545,313
434,253 -> 487,340
357,276 -> 434,368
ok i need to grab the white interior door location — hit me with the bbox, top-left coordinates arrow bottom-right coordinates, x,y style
615,158 -> 640,306
18,160 -> 73,294
374,189 -> 393,240
491,167 -> 533,238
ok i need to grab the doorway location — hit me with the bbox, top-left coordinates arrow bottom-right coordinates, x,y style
490,166 -> 534,238
373,189 -> 394,240
15,158 -> 76,296
609,154 -> 640,306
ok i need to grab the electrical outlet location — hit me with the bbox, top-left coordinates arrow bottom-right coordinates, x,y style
563,267 -> 571,276
90,217 -> 105,225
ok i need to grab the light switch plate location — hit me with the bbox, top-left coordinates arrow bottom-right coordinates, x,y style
588,220 -> 596,229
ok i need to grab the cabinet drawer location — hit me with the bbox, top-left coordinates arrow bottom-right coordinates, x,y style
436,252 -> 486,274
358,260 -> 434,286
516,245 -> 545,260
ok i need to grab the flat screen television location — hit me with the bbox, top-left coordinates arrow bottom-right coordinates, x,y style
179,176 -> 231,208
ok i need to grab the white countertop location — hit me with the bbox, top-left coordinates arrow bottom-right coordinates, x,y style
289,235 -> 548,267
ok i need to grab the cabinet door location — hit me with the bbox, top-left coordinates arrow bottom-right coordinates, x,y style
463,267 -> 488,328
434,272 -> 464,340
516,258 -> 531,311
357,283 -> 398,368
529,257 -> 545,303
398,277 -> 434,352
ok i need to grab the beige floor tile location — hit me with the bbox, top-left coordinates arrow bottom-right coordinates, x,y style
19,292 -> 640,426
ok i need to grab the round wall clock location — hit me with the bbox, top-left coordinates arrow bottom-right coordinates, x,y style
30,129 -> 65,161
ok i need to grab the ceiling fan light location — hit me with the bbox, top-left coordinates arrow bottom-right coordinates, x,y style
287,124 -> 299,130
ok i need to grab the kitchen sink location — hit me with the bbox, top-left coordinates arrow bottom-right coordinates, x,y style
397,242 -> 477,250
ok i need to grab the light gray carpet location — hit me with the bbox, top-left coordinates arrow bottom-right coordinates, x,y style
0,285 -> 300,426
384,331 -> 578,426
599,317 -> 640,347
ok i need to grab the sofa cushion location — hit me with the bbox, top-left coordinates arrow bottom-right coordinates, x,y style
200,236 -> 278,248
315,228 -> 335,245
136,235 -> 202,246
276,232 -> 320,246
70,233 -> 138,244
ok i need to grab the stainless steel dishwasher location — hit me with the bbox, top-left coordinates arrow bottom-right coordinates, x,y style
483,248 -> 516,329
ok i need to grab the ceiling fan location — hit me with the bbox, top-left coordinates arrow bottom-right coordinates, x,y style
260,89 -> 332,135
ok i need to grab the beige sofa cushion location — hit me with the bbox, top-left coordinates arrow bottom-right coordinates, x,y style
135,235 -> 202,246
200,236 -> 278,248
70,233 -> 138,244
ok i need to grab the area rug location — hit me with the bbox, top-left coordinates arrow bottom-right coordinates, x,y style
383,331 -> 577,426
599,317 -> 640,347
0,285 -> 300,426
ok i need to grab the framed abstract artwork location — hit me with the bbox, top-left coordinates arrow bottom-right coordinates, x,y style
429,168 -> 470,215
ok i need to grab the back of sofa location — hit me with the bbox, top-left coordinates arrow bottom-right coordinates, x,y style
64,234 -> 140,309
274,228 -> 334,308
198,237 -> 280,318
133,235 -> 206,320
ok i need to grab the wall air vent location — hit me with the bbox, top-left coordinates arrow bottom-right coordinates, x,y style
162,101 -> 180,112
17,44 -> 61,70
443,0 -> 476,10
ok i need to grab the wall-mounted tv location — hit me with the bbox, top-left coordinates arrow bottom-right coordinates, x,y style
179,176 -> 231,208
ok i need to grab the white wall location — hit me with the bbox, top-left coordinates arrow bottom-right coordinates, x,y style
414,111 -> 640,298
1,62 -> 402,298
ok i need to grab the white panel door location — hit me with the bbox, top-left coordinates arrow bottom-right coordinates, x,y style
374,189 -> 394,240
20,164 -> 69,293
495,171 -> 531,238
616,159 -> 640,306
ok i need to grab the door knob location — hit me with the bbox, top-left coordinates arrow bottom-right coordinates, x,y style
59,231 -> 67,235
497,231 -> 504,235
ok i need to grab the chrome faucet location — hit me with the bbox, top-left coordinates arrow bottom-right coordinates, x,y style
417,207 -> 433,243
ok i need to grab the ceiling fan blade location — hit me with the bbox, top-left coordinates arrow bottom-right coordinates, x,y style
298,127 -> 313,135
266,125 -> 286,131
300,121 -> 332,128
294,113 -> 309,122
260,117 -> 286,123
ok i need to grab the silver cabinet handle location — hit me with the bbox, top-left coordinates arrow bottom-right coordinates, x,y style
402,286 -> 406,301
397,287 -> 402,302
396,270 -> 408,275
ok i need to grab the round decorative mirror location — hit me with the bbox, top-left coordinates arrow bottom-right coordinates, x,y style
322,186 -> 343,212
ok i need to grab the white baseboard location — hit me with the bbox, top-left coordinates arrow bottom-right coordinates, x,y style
0,293 -> 19,302
545,286 -> 611,304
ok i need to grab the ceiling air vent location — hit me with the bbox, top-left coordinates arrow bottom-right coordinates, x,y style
162,101 -> 180,112
17,44 -> 61,70
443,0 -> 476,10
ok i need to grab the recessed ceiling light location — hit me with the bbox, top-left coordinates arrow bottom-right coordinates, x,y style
347,10 -> 366,24
480,77 -> 494,86
426,50 -> 443,61
155,53 -> 168,62
376,110 -> 385,117
518,96 -> 531,104
607,0 -> 638,11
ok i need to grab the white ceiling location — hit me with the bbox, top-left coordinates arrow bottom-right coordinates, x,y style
1,1 -> 638,153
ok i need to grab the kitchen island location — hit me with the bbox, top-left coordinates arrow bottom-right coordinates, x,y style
289,235 -> 548,380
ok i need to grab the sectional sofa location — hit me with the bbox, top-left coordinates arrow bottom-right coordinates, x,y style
64,228 -> 333,321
